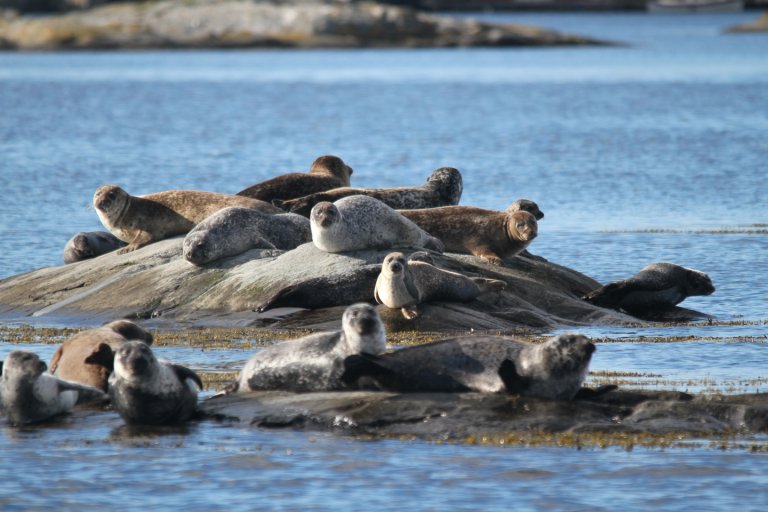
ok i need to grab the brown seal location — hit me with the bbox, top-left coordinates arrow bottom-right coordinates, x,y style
48,320 -> 154,392
63,231 -> 127,263
400,204 -> 538,265
236,155 -> 353,202
275,167 -> 463,217
93,185 -> 280,253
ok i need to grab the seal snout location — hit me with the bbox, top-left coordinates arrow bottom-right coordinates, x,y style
312,203 -> 339,228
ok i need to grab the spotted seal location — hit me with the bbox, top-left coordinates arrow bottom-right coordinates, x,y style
310,195 -> 444,253
582,262 -> 715,314
342,334 -> 595,400
374,252 -> 506,319
48,320 -> 153,392
183,206 -> 311,265
1,350 -> 107,425
507,198 -> 544,220
236,155 -> 353,202
63,231 -> 127,263
236,303 -> 387,393
275,167 -> 463,217
108,341 -> 202,425
93,185 -> 281,253
400,205 -> 538,265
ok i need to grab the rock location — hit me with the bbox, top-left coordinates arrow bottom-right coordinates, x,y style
725,12 -> 768,33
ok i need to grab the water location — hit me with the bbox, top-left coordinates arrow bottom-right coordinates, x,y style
1,11 -> 768,510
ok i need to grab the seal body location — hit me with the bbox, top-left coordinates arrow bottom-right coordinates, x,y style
342,334 -> 595,400
63,231 -> 126,263
310,195 -> 444,253
400,205 -> 538,265
1,350 -> 107,425
277,167 -> 463,217
237,155 -> 353,201
49,320 -> 153,392
108,341 -> 202,425
238,303 -> 387,392
183,207 -> 311,265
93,185 -> 281,253
374,251 -> 506,319
582,262 -> 715,314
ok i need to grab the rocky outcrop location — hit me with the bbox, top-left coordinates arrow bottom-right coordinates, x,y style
726,12 -> 768,33
0,0 -> 611,50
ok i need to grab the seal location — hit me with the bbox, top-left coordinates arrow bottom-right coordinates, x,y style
275,167 -> 463,217
63,231 -> 127,263
108,340 -> 202,425
183,206 -> 311,265
582,262 -> 715,315
1,350 -> 107,425
507,198 -> 544,221
236,155 -> 353,202
93,185 -> 281,253
236,303 -> 387,393
48,319 -> 154,392
400,205 -> 538,265
310,195 -> 444,253
342,333 -> 595,400
374,251 -> 506,319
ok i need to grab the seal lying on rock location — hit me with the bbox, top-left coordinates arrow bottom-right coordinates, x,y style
108,341 -> 202,425
1,350 -> 107,425
183,206 -> 311,265
310,195 -> 444,253
400,205 -> 538,265
342,334 -> 594,400
275,167 -> 463,217
236,155 -> 353,202
63,231 -> 127,263
582,262 -> 715,315
507,198 -> 544,220
93,184 -> 281,253
236,303 -> 387,393
374,251 -> 506,319
49,319 -> 153,392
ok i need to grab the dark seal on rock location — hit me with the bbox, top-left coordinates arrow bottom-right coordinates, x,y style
183,206 -> 311,265
400,204 -> 538,265
236,155 -> 353,202
582,262 -> 715,315
276,167 -> 463,217
507,198 -> 544,220
93,184 -> 281,253
108,341 -> 202,425
310,195 -> 444,253
63,231 -> 127,263
1,350 -> 107,425
343,334 -> 595,400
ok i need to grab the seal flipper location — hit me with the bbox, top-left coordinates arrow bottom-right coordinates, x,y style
341,354 -> 395,389
498,359 -> 532,395
56,379 -> 109,405
171,364 -> 203,390
49,346 -> 64,375
573,384 -> 619,401
84,343 -> 116,370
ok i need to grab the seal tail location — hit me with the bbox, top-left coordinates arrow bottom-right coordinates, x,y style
498,359 -> 532,395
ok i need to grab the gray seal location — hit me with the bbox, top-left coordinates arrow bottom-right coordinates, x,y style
237,155 -> 353,202
1,350 -> 107,425
63,231 -> 127,263
374,251 -> 506,319
342,334 -> 595,400
237,303 -> 387,393
275,167 -> 463,217
183,206 -> 311,265
108,341 -> 202,425
310,195 -> 444,253
582,262 -> 715,314
507,198 -> 544,220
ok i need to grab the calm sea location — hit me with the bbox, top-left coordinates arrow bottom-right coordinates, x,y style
1,11 -> 768,510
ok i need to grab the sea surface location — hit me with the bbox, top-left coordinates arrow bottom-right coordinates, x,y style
1,11 -> 768,511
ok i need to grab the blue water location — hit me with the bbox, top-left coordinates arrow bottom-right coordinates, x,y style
1,11 -> 768,510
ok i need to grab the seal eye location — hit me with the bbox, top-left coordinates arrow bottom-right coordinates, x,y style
107,191 -> 116,200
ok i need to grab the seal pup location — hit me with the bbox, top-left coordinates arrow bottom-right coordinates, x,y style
93,185 -> 281,253
108,341 -> 202,425
374,252 -> 506,319
236,155 -> 353,202
63,231 -> 127,263
400,205 -> 538,265
275,167 -> 463,217
49,319 -> 154,392
1,350 -> 107,425
237,303 -> 387,393
310,195 -> 444,253
342,334 -> 595,400
582,262 -> 715,314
